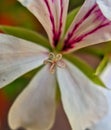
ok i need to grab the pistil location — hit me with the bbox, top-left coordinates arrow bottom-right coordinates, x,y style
44,52 -> 65,74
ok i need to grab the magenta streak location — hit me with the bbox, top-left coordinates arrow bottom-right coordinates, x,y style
55,0 -> 63,46
44,0 -> 56,45
64,4 -> 97,46
93,8 -> 107,23
63,22 -> 111,50
44,0 -> 63,46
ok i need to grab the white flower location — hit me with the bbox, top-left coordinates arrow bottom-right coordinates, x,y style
0,0 -> 111,130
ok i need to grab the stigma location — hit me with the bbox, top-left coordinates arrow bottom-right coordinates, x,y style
44,52 -> 65,74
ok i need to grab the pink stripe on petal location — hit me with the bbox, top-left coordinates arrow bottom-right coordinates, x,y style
97,0 -> 111,20
18,0 -> 69,48
64,4 -> 97,45
44,0 -> 57,46
63,0 -> 111,53
49,0 -> 63,46
43,0 -> 68,46
56,0 -> 63,45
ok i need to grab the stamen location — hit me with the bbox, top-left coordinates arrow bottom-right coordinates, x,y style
44,52 -> 65,74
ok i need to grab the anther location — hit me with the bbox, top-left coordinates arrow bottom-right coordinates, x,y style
44,52 -> 65,74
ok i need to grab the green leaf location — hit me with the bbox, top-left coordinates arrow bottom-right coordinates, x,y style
3,77 -> 29,100
95,55 -> 109,76
65,6 -> 80,33
64,54 -> 106,87
0,25 -> 51,50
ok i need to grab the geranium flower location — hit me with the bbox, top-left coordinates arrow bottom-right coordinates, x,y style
0,0 -> 111,130
86,62 -> 111,130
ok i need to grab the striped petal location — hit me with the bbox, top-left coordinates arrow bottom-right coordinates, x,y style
8,65 -> 56,130
57,60 -> 107,130
0,34 -> 48,88
63,0 -> 111,53
18,0 -> 69,47
86,89 -> 111,130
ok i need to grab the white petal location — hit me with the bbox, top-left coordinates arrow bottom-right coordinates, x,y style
86,88 -> 111,130
100,62 -> 111,89
18,0 -> 69,47
63,0 -> 111,53
0,34 -> 48,88
87,62 -> 111,130
97,0 -> 111,20
8,65 -> 56,130
57,60 -> 107,130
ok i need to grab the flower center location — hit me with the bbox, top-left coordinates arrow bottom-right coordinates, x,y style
44,52 -> 65,74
